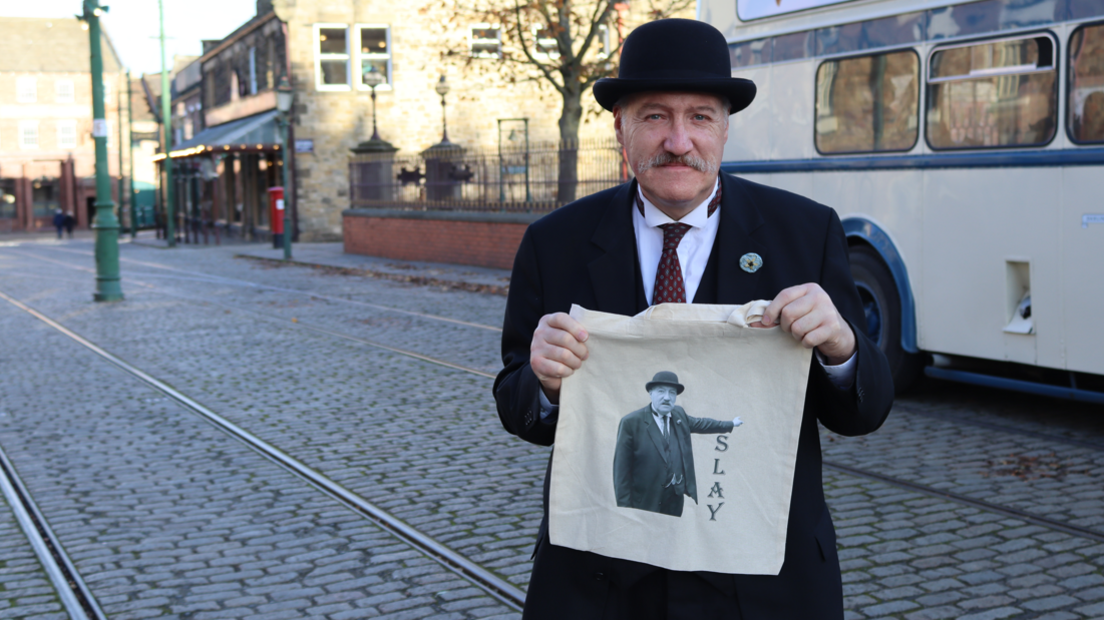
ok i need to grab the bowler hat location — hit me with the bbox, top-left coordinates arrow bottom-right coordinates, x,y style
646,371 -> 685,394
592,18 -> 756,114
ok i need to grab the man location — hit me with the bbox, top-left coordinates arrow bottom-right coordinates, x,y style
53,209 -> 65,239
493,17 -> 894,620
614,371 -> 742,517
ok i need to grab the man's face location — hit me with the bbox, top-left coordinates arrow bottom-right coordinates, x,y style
650,385 -> 678,414
614,91 -> 729,218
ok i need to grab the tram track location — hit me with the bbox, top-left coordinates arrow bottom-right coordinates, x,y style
32,245 -> 502,332
0,288 -> 527,613
0,442 -> 106,620
4,247 -> 1104,561
10,244 -> 1103,457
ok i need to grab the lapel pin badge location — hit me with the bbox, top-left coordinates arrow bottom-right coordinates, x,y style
740,252 -> 763,273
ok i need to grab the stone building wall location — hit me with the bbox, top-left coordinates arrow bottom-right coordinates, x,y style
271,0 -> 684,241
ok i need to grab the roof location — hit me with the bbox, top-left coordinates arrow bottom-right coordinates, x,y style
165,109 -> 280,159
141,73 -> 165,124
173,58 -> 203,98
199,11 -> 277,63
130,77 -> 157,124
0,17 -> 122,73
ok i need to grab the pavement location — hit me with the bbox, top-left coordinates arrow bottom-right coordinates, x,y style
0,234 -> 1101,620
129,231 -> 512,294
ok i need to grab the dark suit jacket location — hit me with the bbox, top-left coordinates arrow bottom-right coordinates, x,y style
493,173 -> 894,619
614,405 -> 733,511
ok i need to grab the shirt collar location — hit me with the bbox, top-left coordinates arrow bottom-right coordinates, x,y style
636,177 -> 721,230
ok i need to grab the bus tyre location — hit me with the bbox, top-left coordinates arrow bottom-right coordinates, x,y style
848,245 -> 923,394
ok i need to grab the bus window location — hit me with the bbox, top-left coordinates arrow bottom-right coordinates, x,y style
730,39 -> 771,69
1069,23 -> 1104,143
927,35 -> 1058,149
815,50 -> 920,154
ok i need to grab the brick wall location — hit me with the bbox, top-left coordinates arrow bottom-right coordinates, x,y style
343,209 -> 541,270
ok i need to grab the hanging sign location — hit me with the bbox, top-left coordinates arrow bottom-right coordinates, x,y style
92,119 -> 108,138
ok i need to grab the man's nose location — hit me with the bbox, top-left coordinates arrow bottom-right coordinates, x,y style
662,118 -> 693,155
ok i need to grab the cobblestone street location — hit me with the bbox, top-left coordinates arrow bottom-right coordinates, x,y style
1,236 -> 1101,619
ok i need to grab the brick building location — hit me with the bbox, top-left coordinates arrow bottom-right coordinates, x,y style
0,17 -> 128,233
155,0 -> 680,242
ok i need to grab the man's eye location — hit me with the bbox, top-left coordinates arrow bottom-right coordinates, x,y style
647,114 -> 663,120
694,114 -> 708,121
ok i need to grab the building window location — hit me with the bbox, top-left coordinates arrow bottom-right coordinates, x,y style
1069,22 -> 1104,143
17,77 -> 37,102
815,50 -> 920,154
56,79 -> 75,103
471,25 -> 502,58
927,34 -> 1058,149
249,47 -> 258,95
19,121 -> 39,149
356,25 -> 392,89
533,27 -> 560,59
57,120 -> 78,149
315,24 -> 351,90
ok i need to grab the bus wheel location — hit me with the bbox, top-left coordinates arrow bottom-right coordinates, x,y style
848,245 -> 923,393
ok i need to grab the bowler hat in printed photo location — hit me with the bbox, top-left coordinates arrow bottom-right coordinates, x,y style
646,371 -> 685,394
592,18 -> 757,114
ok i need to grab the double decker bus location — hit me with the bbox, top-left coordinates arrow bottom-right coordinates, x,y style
699,0 -> 1104,401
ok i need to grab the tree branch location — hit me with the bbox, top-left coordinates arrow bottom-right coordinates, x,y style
513,0 -> 566,95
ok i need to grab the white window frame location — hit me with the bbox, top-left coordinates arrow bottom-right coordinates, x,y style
57,120 -> 78,149
56,79 -> 75,103
17,77 -> 37,103
532,26 -> 560,60
314,23 -> 351,91
355,24 -> 393,91
19,121 -> 39,149
470,24 -> 502,59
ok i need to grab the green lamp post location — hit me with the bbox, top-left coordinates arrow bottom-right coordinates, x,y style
276,76 -> 294,260
83,0 -> 123,301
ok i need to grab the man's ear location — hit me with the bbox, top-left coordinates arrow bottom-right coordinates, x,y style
614,107 -> 625,145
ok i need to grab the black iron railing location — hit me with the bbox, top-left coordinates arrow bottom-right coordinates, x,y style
349,139 -> 632,212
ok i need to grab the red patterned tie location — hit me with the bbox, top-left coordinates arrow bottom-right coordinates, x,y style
653,222 -> 692,304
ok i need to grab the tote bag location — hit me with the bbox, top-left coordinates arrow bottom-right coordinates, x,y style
550,301 -> 812,575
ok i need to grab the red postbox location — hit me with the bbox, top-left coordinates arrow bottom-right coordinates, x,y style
267,187 -> 285,248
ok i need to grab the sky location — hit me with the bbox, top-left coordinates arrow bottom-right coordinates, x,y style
0,0 -> 258,75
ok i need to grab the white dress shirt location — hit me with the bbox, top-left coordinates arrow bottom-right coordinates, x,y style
633,181 -> 722,306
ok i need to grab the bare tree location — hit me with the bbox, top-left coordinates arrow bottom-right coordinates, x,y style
439,0 -> 693,202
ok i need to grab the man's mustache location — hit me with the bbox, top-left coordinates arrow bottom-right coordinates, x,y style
636,152 -> 718,174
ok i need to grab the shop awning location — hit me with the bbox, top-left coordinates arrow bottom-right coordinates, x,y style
153,109 -> 281,161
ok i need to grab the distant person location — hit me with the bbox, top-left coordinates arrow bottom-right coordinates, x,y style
53,209 -> 65,239
64,212 -> 75,238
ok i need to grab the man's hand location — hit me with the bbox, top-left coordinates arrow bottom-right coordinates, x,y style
530,312 -> 589,404
732,417 -> 743,428
757,283 -> 856,364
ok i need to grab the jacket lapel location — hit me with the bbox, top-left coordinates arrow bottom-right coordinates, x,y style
588,181 -> 646,315
645,409 -> 669,465
716,174 -> 769,305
